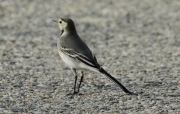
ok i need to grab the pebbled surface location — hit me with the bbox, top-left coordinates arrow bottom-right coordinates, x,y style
0,0 -> 180,113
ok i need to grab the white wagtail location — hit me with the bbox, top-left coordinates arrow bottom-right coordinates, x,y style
53,18 -> 135,95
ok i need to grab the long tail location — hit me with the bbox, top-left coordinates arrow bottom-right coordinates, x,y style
99,68 -> 133,94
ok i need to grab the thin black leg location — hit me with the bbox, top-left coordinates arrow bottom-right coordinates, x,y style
77,71 -> 84,93
72,69 -> 78,94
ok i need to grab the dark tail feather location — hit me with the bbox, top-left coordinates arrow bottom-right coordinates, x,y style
99,68 -> 133,94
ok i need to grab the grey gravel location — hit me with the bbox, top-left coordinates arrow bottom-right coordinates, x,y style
0,0 -> 180,113
11,106 -> 22,112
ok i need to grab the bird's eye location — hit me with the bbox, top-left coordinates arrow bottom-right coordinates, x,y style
59,21 -> 62,24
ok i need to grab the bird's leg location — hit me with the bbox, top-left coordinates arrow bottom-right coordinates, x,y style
77,71 -> 84,93
72,69 -> 78,94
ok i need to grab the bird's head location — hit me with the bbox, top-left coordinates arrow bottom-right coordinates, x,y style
53,18 -> 76,34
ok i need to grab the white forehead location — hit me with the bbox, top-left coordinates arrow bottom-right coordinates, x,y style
58,19 -> 62,22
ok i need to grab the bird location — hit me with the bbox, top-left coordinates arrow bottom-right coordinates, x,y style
53,18 -> 136,95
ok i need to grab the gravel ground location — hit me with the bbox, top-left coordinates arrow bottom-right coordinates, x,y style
0,0 -> 180,113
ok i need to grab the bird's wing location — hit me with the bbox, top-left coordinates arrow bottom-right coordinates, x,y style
61,46 -> 100,69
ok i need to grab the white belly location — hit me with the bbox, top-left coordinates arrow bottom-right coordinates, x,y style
58,50 -> 80,68
58,50 -> 98,72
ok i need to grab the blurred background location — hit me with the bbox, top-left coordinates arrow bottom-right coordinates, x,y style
0,0 -> 180,113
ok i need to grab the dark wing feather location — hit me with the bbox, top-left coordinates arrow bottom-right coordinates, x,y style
61,46 -> 101,69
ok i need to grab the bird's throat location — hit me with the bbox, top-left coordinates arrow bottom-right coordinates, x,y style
60,30 -> 64,36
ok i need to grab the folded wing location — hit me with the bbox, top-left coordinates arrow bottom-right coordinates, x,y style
61,46 -> 101,69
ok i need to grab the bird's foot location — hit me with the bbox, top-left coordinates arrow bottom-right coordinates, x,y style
125,92 -> 138,95
66,91 -> 84,96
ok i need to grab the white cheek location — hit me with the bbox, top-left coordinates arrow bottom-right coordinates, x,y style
58,24 -> 62,30
58,22 -> 67,30
63,23 -> 67,28
60,26 -> 63,30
